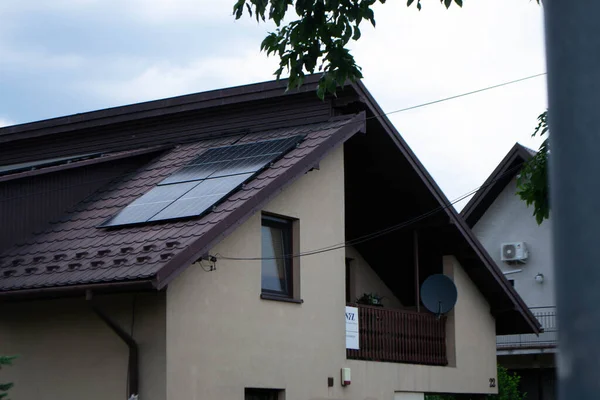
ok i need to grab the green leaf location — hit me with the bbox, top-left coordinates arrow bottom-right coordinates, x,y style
316,84 -> 326,100
444,0 -> 452,8
232,0 -> 246,19
517,113 -> 550,225
407,0 -> 415,6
455,0 -> 463,7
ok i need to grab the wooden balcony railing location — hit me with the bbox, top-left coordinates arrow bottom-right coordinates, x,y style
346,303 -> 448,366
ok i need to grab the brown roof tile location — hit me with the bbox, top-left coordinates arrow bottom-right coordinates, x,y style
0,116 -> 363,292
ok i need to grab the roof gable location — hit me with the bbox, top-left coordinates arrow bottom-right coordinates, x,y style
348,83 -> 539,334
461,143 -> 534,227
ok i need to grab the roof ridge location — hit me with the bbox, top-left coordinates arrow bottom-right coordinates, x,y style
0,74 -> 328,144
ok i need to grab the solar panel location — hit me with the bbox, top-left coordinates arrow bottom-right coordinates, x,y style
102,135 -> 304,227
102,182 -> 198,226
161,136 -> 302,185
149,172 -> 253,221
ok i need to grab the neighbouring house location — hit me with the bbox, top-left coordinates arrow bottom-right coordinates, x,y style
0,77 -> 539,400
461,143 -> 556,400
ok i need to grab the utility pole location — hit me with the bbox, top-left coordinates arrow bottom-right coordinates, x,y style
544,1 -> 600,398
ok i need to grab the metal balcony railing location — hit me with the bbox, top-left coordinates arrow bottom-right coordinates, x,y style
497,306 -> 557,350
346,303 -> 447,366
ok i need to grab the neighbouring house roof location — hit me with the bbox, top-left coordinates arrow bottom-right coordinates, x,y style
0,78 -> 540,334
461,143 -> 535,227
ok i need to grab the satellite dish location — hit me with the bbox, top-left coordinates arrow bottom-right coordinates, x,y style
420,274 -> 458,316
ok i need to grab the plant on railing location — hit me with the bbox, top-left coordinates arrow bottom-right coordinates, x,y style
355,292 -> 384,306
0,356 -> 16,400
424,365 -> 526,400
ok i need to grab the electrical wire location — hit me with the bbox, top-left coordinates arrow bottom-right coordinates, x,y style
216,163 -> 523,261
0,72 -> 546,204
381,72 -> 547,117
0,160 -> 521,280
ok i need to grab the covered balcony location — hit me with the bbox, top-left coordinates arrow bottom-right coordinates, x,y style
346,303 -> 448,366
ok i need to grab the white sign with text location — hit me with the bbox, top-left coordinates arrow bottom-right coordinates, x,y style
345,306 -> 359,350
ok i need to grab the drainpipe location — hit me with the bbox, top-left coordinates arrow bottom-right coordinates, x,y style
86,290 -> 139,399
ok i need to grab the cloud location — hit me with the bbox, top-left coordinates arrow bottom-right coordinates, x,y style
0,0 -> 258,25
0,0 -> 548,207
83,51 -> 279,105
0,118 -> 14,128
347,0 -> 547,207
0,45 -> 85,71
122,0 -> 235,23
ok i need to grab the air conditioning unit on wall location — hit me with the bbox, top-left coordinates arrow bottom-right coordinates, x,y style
501,242 -> 528,263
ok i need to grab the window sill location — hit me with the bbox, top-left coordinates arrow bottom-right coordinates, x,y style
260,293 -> 304,304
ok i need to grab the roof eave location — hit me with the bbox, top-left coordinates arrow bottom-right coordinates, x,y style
0,279 -> 155,302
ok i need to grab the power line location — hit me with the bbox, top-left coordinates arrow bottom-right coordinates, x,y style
3,162 -> 521,279
216,163 -> 523,262
382,72 -> 547,117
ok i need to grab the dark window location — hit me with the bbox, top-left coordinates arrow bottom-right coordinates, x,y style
245,388 -> 282,400
509,279 -> 515,287
261,215 -> 293,297
345,258 -> 353,303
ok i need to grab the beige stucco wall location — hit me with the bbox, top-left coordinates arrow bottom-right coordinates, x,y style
346,246 -> 403,308
0,292 -> 166,400
166,145 -> 347,400
166,145 -> 498,400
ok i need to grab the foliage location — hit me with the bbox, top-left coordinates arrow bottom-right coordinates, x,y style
233,0 -> 463,99
517,110 -> 549,225
425,395 -> 454,400
234,0 -> 548,217
356,292 -> 384,305
424,365 -> 526,400
0,356 -> 15,400
493,365 -> 526,400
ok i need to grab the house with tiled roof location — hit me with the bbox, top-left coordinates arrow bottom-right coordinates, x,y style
461,143 -> 556,400
0,77 -> 539,400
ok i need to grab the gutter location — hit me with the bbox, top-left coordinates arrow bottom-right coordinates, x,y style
0,280 -> 154,301
86,290 -> 139,399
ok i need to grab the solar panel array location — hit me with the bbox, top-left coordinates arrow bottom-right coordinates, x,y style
102,135 -> 304,227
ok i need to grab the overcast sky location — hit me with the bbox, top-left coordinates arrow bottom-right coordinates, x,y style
0,0 -> 547,210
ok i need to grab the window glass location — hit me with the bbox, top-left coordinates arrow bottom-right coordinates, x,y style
261,216 -> 293,297
245,388 -> 280,400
